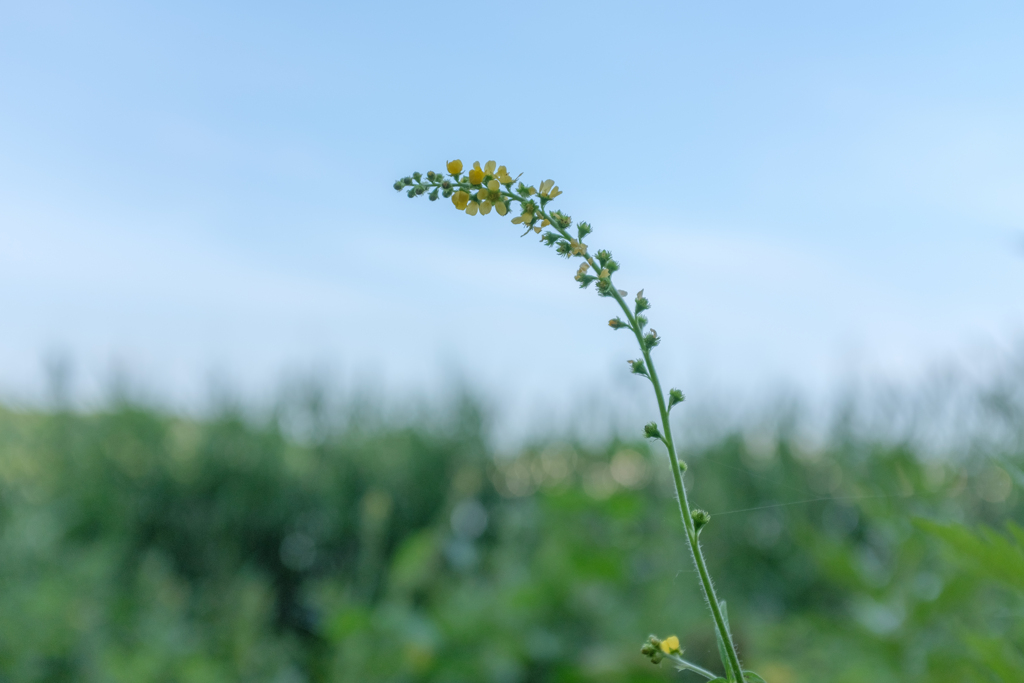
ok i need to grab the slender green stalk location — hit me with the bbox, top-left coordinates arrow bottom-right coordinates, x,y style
667,653 -> 720,680
393,161 -> 749,681
612,286 -> 744,679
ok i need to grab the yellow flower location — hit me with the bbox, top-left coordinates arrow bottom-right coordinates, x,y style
451,190 -> 470,211
447,159 -> 463,174
472,178 -> 505,215
495,165 -> 514,184
484,160 -> 496,175
569,239 -> 587,256
468,162 -> 485,185
599,268 -> 609,278
538,179 -> 562,199
659,636 -> 680,654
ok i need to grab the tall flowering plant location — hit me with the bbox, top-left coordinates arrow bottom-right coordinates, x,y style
394,160 -> 766,683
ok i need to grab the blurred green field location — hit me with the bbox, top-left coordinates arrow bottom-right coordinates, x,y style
0,381 -> 1022,682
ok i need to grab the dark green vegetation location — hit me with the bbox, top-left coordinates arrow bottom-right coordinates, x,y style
0,386 -> 1021,682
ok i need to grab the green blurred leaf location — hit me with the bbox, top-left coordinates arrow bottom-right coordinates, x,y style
916,519 -> 1024,592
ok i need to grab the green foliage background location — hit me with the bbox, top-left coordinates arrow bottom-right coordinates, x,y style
0,381 -> 1021,682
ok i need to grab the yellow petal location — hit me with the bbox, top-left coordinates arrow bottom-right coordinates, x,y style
541,219 -> 550,227
533,226 -> 541,233
484,160 -> 496,174
539,179 -> 554,195
549,187 -> 561,199
477,188 -> 488,200
451,191 -> 469,210
487,179 -> 500,193
496,165 -> 507,176
466,202 -> 479,216
522,213 -> 533,223
468,169 -> 485,185
480,200 -> 492,215
446,159 -> 463,174
473,161 -> 482,171
495,201 -> 507,216
511,216 -> 523,224
659,636 -> 680,654
497,174 -> 512,184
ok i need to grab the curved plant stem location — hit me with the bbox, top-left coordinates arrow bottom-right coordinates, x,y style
607,286 -> 744,680
412,176 -> 745,679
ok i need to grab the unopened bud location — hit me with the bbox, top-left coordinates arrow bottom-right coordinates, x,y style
691,508 -> 711,533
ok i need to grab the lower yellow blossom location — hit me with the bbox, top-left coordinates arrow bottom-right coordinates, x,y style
451,190 -> 470,211
447,159 -> 463,174
659,636 -> 680,654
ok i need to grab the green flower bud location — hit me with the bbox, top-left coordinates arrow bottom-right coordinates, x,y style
412,171 -> 422,181
691,508 -> 711,534
642,636 -> 665,664
426,170 -> 436,180
393,180 -> 404,191
668,388 -> 685,410
429,188 -> 439,201
406,189 -> 416,198
643,421 -> 661,439
634,289 -> 651,315
628,358 -> 649,378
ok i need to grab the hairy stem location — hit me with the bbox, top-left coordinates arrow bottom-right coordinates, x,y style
413,176 -> 745,679
607,287 -> 744,679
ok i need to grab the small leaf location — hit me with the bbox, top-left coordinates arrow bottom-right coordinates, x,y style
714,601 -> 737,683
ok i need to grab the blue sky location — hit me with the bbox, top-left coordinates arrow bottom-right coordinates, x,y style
2,1 -> 1022,435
